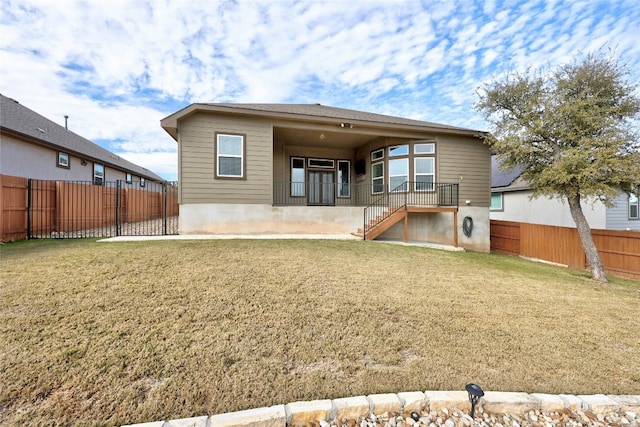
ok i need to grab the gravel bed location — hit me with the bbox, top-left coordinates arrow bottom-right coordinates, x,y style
321,407 -> 638,427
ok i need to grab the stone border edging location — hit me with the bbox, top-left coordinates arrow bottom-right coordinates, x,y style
121,391 -> 640,427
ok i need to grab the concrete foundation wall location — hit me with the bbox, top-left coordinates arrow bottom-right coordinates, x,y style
379,206 -> 490,253
179,204 -> 363,235
180,204 -> 490,253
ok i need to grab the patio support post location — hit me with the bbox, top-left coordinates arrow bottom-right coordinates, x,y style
403,209 -> 408,243
453,210 -> 458,247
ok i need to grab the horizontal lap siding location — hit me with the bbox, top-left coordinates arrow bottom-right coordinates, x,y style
179,113 -> 273,204
438,135 -> 490,207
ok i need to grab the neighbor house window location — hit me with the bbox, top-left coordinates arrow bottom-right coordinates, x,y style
630,193 -> 638,219
140,178 -> 145,188
291,157 -> 305,197
491,193 -> 504,211
372,161 -> 384,194
216,133 -> 245,178
337,160 -> 350,198
389,158 -> 408,191
414,157 -> 435,191
93,163 -> 104,185
57,152 -> 69,169
126,173 -> 132,183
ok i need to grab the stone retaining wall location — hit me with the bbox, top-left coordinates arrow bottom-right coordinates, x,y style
122,391 -> 640,427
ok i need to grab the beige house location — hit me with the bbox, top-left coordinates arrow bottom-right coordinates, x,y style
0,94 -> 163,184
161,103 -> 491,252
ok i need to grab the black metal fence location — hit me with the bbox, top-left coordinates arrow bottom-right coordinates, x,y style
28,179 -> 179,239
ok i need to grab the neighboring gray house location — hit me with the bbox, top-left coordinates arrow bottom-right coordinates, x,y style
161,103 -> 492,252
0,94 -> 164,184
491,156 -> 640,231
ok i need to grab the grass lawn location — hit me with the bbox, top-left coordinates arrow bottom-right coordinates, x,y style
1,238 -> 639,426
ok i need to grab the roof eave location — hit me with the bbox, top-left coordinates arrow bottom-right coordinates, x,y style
160,103 -> 487,141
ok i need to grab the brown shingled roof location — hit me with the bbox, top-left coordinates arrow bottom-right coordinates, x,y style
161,102 -> 485,140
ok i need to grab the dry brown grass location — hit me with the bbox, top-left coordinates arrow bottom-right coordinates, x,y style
1,238 -> 639,426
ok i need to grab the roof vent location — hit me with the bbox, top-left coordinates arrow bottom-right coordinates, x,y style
64,115 -> 69,129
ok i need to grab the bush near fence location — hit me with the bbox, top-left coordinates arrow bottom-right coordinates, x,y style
0,174 -> 178,242
491,219 -> 640,280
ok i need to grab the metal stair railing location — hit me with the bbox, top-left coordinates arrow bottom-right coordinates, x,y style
363,182 -> 408,240
362,182 -> 459,240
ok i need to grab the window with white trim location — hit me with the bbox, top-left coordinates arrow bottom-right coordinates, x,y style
337,160 -> 350,197
216,133 -> 244,178
57,152 -> 69,169
414,157 -> 434,191
93,163 -> 104,185
291,157 -> 305,197
491,193 -> 504,211
372,161 -> 384,194
414,143 -> 435,154
371,149 -> 384,161
389,144 -> 409,157
126,173 -> 132,183
389,158 -> 409,191
630,192 -> 638,219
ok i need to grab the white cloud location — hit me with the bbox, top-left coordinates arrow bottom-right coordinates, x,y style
1,0 -> 639,181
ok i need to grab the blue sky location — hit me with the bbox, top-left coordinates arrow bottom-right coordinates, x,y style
1,0 -> 639,181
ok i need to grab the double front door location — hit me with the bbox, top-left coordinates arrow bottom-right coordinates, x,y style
308,171 -> 334,205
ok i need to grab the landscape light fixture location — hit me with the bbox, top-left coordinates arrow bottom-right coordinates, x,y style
465,383 -> 484,418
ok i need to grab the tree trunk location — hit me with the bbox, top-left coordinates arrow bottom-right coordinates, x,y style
567,194 -> 608,282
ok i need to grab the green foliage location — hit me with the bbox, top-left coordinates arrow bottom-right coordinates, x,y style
476,51 -> 640,205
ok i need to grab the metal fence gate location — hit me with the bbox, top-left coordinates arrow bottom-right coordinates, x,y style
28,179 -> 179,239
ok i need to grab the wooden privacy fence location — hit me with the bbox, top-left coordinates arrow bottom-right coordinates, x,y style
1,174 -> 178,242
491,219 -> 640,280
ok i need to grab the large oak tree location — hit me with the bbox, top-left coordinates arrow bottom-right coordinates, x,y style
476,51 -> 640,282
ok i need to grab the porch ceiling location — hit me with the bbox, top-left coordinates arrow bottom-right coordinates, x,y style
274,126 -> 376,149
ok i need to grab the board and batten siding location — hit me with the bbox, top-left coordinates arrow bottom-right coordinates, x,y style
179,113 -> 273,204
438,135 -> 490,207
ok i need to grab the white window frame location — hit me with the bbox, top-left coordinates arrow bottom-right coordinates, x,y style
57,152 -> 69,168
308,158 -> 334,169
291,157 -> 305,197
388,144 -> 409,157
414,157 -> 435,192
414,142 -> 435,154
371,161 -> 384,194
491,193 -> 504,211
337,160 -> 350,198
389,158 -> 409,192
126,173 -> 132,184
216,133 -> 245,179
630,192 -> 639,219
371,149 -> 384,161
93,163 -> 104,185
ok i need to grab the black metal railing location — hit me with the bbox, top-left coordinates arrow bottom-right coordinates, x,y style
273,181 -> 458,209
27,179 -> 179,239
273,182 -> 376,206
363,182 -> 458,239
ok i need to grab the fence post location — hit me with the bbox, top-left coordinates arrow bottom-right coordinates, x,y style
27,179 -> 32,239
162,182 -> 168,236
115,180 -> 121,237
